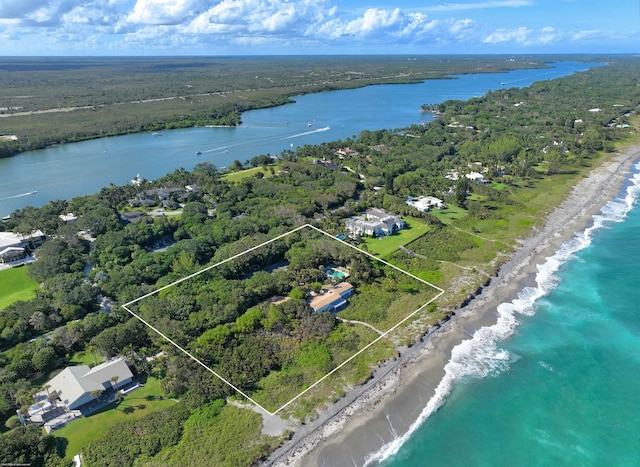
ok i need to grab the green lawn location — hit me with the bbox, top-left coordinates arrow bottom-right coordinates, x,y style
54,376 -> 176,460
0,266 -> 39,310
221,166 -> 273,183
68,350 -> 103,367
363,217 -> 431,258
431,206 -> 468,224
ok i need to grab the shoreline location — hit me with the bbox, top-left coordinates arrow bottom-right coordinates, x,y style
266,144 -> 640,466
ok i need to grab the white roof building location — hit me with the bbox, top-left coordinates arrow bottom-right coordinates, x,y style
45,358 -> 134,410
59,213 -> 78,224
0,246 -> 26,264
465,172 -> 488,184
345,208 -> 405,238
0,232 -> 22,251
406,196 -> 444,212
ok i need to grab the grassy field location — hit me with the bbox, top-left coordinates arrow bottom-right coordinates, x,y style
362,217 -> 431,258
54,376 -> 176,460
221,166 -> 273,183
0,266 -> 38,309
431,206 -> 468,224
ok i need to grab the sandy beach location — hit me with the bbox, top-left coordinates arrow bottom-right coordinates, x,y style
265,143 -> 640,467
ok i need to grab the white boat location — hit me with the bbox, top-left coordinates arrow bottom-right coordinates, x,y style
131,174 -> 143,186
151,132 -> 162,136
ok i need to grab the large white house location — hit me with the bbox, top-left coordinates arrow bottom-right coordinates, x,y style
345,208 -> 404,238
0,230 -> 46,264
44,357 -> 134,411
406,195 -> 444,212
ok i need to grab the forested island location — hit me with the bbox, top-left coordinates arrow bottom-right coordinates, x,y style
0,55 -> 639,466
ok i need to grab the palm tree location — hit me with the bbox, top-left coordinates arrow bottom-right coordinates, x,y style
90,389 -> 102,401
49,391 -> 59,407
110,375 -> 119,390
86,343 -> 99,366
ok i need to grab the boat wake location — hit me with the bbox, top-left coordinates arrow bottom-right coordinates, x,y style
284,126 -> 330,139
1,191 -> 37,201
365,162 -> 640,465
203,146 -> 230,155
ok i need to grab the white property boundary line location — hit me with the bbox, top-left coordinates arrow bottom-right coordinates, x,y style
122,224 -> 445,416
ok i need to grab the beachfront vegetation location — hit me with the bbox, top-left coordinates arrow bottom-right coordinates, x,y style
146,401 -> 281,467
0,55 -> 639,465
0,425 -> 66,467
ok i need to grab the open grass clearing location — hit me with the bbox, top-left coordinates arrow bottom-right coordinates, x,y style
362,217 -> 431,258
68,350 -> 103,367
431,205 -> 468,224
221,166 -> 273,183
54,376 -> 176,460
0,266 -> 38,310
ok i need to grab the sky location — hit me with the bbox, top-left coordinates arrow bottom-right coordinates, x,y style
0,0 -> 638,56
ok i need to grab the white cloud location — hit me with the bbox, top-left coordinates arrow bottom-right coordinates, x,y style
483,26 -> 530,43
127,0 -> 205,25
0,0 -> 51,19
571,29 -> 603,41
314,7 -> 460,43
184,0 -> 338,44
427,0 -> 533,12
62,3 -> 121,26
0,0 -> 635,55
483,26 -> 559,45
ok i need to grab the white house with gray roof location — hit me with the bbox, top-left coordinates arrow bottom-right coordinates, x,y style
406,195 -> 444,212
345,208 -> 404,238
44,357 -> 134,410
0,230 -> 46,264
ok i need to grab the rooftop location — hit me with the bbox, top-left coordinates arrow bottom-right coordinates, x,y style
309,282 -> 353,312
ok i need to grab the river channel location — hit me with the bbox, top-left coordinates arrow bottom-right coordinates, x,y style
0,61 -> 599,216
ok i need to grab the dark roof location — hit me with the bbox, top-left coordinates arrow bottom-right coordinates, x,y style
120,211 -> 145,223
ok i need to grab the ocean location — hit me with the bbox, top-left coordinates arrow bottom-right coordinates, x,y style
376,162 -> 640,466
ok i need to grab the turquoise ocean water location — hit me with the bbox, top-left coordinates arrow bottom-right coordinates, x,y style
373,162 -> 640,466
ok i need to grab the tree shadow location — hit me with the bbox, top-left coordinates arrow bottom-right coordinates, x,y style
56,436 -> 69,459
